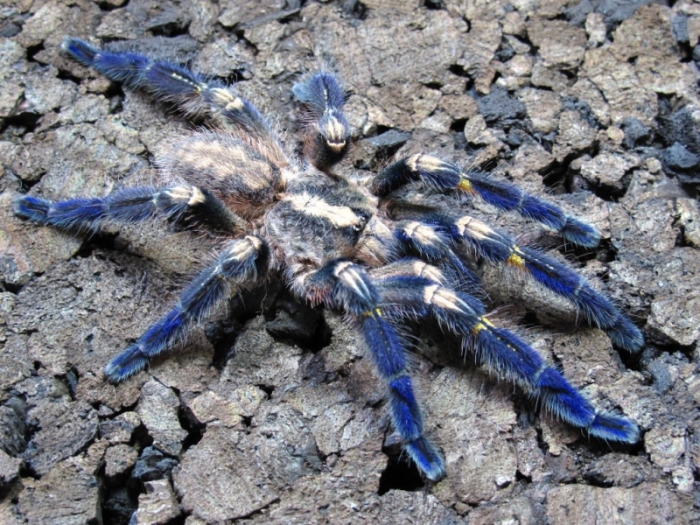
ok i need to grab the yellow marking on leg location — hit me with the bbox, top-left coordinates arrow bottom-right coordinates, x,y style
472,316 -> 494,335
457,178 -> 475,193
362,308 -> 383,317
474,317 -> 521,354
169,72 -> 205,92
506,246 -> 526,268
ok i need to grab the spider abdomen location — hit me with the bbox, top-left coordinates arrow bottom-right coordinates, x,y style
161,131 -> 283,219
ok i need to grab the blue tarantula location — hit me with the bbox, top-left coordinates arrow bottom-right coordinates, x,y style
14,39 -> 644,482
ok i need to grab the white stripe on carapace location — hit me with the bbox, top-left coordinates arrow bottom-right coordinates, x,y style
287,192 -> 360,228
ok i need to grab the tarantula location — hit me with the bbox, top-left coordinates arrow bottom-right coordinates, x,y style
13,38 -> 644,482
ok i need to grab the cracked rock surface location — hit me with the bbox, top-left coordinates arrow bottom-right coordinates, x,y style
1,1 -> 699,523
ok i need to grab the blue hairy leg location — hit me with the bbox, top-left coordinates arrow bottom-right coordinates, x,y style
374,269 -> 639,443
14,186 -> 245,234
105,236 -> 268,382
372,154 -> 599,248
392,220 -> 481,291
295,260 -> 446,481
391,210 -> 644,353
63,38 -> 285,158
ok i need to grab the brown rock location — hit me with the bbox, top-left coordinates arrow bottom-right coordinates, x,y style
546,483 -> 693,524
17,458 -> 100,524
527,18 -> 587,70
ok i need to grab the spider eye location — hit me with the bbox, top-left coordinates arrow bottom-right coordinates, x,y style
353,215 -> 367,232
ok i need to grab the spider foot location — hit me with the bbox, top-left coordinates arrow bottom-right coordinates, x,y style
14,196 -> 52,224
476,325 -> 640,444
104,344 -> 149,383
589,412 -> 640,443
14,195 -> 104,231
605,315 -> 645,353
405,436 -> 446,482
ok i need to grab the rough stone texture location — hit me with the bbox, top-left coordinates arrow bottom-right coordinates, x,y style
105,443 -> 139,479
17,456 -> 101,525
137,379 -> 188,457
133,479 -> 181,525
1,1 -> 699,524
0,448 -> 21,487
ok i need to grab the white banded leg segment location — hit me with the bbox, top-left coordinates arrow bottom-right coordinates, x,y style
370,259 -> 448,286
372,152 -> 600,247
104,236 -> 269,382
293,261 -> 446,481
159,185 -> 247,232
393,222 -> 480,290
13,185 -> 246,234
375,275 -> 639,444
376,276 -> 486,335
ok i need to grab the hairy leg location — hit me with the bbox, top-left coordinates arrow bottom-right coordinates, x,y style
105,236 -> 269,382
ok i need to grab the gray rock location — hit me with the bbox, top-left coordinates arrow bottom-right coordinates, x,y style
0,449 -> 21,487
132,446 -> 178,482
137,380 -> 188,457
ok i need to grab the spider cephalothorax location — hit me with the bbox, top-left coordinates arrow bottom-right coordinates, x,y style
14,38 -> 644,482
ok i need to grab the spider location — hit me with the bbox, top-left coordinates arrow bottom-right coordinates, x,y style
13,38 -> 644,483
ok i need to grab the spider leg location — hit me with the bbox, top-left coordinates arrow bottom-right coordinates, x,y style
387,206 -> 643,352
14,185 -> 246,234
373,267 -> 639,444
372,154 -> 599,247
105,236 -> 269,382
62,38 -> 288,165
447,214 -> 643,352
392,220 -> 481,291
292,260 -> 446,481
292,72 -> 351,171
